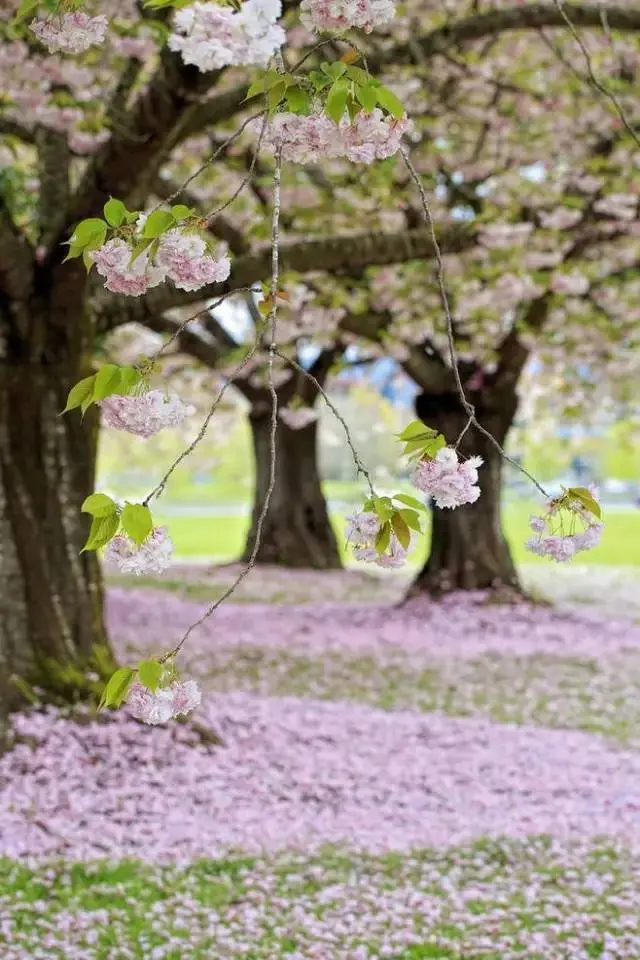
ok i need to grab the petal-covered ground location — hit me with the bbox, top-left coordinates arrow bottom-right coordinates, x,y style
3,567 -> 640,958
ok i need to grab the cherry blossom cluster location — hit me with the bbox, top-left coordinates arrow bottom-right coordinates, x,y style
526,491 -> 604,562
259,109 -> 409,165
412,447 -> 483,509
30,12 -> 109,55
345,510 -> 410,568
101,390 -> 195,438
300,0 -> 396,33
91,228 -> 230,296
168,0 -> 285,72
126,678 -> 202,725
105,526 -> 174,575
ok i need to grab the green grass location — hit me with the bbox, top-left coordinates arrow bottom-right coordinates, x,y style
154,504 -> 640,565
3,839 -> 640,958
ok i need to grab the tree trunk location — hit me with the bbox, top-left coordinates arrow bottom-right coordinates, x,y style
242,408 -> 341,569
409,387 -> 522,596
0,361 -> 113,709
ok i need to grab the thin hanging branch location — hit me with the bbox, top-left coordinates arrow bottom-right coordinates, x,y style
163,145 -> 284,662
400,146 -> 550,500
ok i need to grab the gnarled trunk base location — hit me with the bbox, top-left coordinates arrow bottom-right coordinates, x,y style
242,412 -> 341,569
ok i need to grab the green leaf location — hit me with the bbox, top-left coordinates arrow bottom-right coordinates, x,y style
399,508 -> 423,532
61,375 -> 95,414
99,667 -> 135,710
137,659 -> 163,693
170,204 -> 196,221
393,493 -> 429,513
68,218 -> 107,248
285,85 -> 310,115
397,420 -> 438,441
82,513 -> 120,552
346,65 -> 371,85
355,83 -> 378,112
92,364 -> 123,401
309,70 -> 331,91
104,198 -> 127,228
15,0 -> 40,22
321,61 -> 347,80
375,85 -> 406,119
118,366 -> 144,395
325,78 -> 350,124
267,80 -> 286,113
81,493 -> 117,518
375,522 -> 391,555
142,210 -> 176,238
371,497 -> 393,522
568,487 -> 602,520
121,503 -> 153,545
391,512 -> 411,550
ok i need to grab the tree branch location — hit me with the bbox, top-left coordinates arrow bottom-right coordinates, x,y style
153,174 -> 249,254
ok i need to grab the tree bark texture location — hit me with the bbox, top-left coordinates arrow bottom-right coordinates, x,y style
409,387 -> 521,596
242,408 -> 341,570
0,302 -> 112,708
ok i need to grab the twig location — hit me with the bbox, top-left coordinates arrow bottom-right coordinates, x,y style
400,146 -> 549,500
204,111 -> 269,225
550,0 -> 640,150
150,287 -> 255,361
163,146 -> 284,662
148,111 -> 263,216
274,349 -> 376,498
142,332 -> 262,507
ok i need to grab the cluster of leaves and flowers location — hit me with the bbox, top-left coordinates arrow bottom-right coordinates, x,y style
527,487 -> 604,562
345,491 -> 426,568
67,198 -> 230,296
100,656 -> 201,725
249,59 -> 409,165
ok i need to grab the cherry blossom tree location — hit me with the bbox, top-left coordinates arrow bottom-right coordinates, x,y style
1,0 -> 638,712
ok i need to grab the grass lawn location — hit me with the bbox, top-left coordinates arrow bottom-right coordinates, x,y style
154,503 -> 640,566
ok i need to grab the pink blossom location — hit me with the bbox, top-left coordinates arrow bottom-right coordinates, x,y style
346,510 -> 410,568
260,109 -> 409,165
527,492 -> 604,562
90,238 -> 165,296
168,0 -> 285,71
30,12 -> 109,55
300,0 -> 396,33
126,678 -> 202,724
105,527 -> 174,575
101,390 -> 194,437
412,448 -> 483,509
156,229 -> 230,291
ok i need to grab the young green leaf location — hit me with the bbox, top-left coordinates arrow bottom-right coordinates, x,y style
99,666 -> 135,710
121,503 -> 153,545
568,487 -> 602,519
69,218 -> 107,248
61,375 -> 96,414
398,508 -> 423,532
325,78 -> 350,124
118,365 -> 144,395
81,493 -> 117,518
371,497 -> 393,521
267,80 -> 287,113
285,85 -> 310,115
356,83 -> 378,113
170,204 -> 196,221
391,512 -> 411,550
321,61 -> 347,79
346,65 -> 371,85
309,70 -> 331,91
375,521 -> 391,554
82,513 -> 120,552
397,420 -> 438,441
142,210 -> 176,238
375,85 -> 406,119
393,492 -> 429,513
137,659 -> 163,693
92,364 -> 123,401
104,198 -> 127,228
